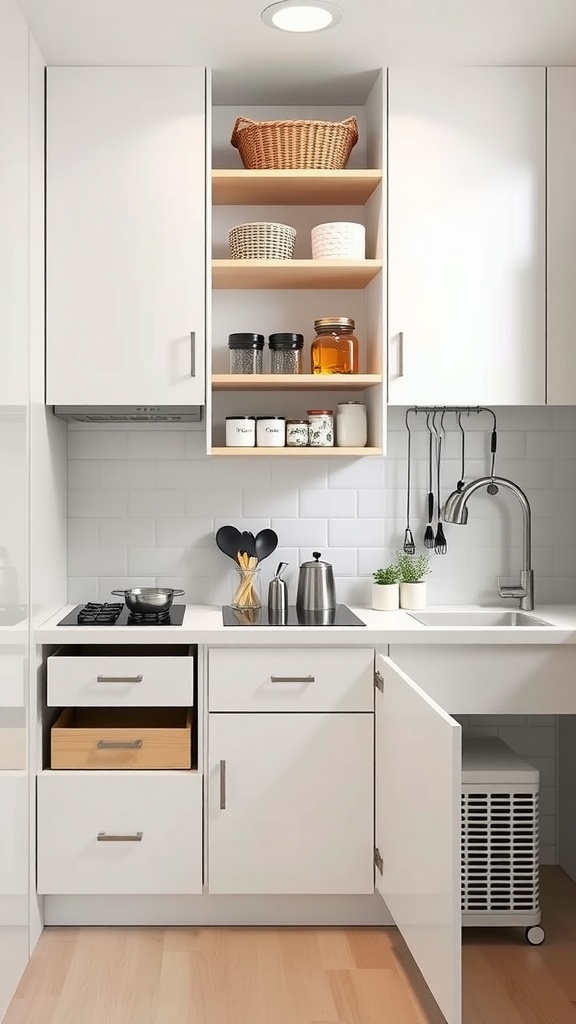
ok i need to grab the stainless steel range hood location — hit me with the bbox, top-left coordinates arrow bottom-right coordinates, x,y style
54,406 -> 203,423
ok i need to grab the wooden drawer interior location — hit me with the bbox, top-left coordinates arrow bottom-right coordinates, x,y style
51,707 -> 194,770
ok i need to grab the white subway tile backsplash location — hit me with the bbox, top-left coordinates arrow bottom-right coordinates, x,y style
129,489 -> 185,518
127,546 -> 190,577
99,518 -> 156,548
128,431 -> 187,460
69,546 -> 127,577
329,518 -> 386,547
68,430 -> 129,460
68,518 -> 99,550
242,488 -> 298,518
68,460 -> 98,490
185,488 -> 242,518
100,460 -> 155,489
327,458 -> 386,489
156,518 -> 214,548
69,489 -> 128,518
270,458 -> 328,490
528,432 -> 576,460
271,517 -> 328,547
299,489 -> 357,518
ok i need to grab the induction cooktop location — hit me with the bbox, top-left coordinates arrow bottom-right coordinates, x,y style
222,604 -> 365,627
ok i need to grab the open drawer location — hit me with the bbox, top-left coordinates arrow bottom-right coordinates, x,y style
51,707 -> 193,769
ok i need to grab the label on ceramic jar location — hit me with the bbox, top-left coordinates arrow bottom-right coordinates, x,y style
308,412 -> 334,447
286,421 -> 309,447
256,418 -> 286,447
226,417 -> 256,447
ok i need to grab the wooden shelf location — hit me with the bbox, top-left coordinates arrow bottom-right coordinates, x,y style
212,374 -> 383,392
212,169 -> 382,206
210,446 -> 382,457
212,259 -> 382,290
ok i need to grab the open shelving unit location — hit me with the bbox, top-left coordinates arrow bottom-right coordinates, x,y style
208,79 -> 387,457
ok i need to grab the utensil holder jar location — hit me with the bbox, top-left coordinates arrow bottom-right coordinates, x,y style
231,567 -> 261,610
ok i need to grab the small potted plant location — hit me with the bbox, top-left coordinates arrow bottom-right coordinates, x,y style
372,564 -> 401,611
396,551 -> 431,610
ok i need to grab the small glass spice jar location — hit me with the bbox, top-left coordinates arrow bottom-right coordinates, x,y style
256,416 -> 286,447
268,333 -> 304,374
311,317 -> 359,375
336,402 -> 367,447
307,409 -> 334,447
228,333 -> 264,374
225,416 -> 256,447
286,419 -> 309,447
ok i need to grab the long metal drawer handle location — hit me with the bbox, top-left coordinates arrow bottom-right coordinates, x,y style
97,739 -> 143,750
190,331 -> 196,377
97,675 -> 143,683
398,331 -> 404,378
220,759 -> 226,810
270,675 -> 315,683
97,832 -> 143,842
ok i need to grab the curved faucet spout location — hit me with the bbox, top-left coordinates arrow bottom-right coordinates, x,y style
443,476 -> 533,609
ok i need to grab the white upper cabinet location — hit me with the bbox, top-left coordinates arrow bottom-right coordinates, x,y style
46,67 -> 206,407
547,68 -> 576,405
388,68 -> 545,406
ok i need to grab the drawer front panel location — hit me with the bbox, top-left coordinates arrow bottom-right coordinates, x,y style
48,649 -> 194,707
209,648 -> 374,712
37,771 -> 202,894
50,708 -> 192,769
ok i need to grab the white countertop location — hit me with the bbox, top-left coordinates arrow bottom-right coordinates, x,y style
34,604 -> 576,646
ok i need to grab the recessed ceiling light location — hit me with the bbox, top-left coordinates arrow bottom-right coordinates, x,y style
261,0 -> 343,33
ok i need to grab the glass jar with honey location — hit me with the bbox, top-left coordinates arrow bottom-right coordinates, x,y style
311,317 -> 359,375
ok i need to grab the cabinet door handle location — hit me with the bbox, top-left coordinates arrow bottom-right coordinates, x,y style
397,331 -> 404,378
219,759 -> 226,809
190,331 -> 196,377
97,832 -> 143,842
96,739 -> 143,750
270,675 -> 315,683
97,675 -> 143,683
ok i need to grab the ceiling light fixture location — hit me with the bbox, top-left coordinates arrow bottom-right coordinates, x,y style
261,0 -> 343,33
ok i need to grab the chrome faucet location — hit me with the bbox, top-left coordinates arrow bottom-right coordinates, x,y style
443,476 -> 534,611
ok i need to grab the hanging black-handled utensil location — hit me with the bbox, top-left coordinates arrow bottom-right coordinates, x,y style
424,412 -> 435,548
433,411 -> 447,555
403,410 -> 416,554
457,411 -> 466,492
486,410 -> 499,495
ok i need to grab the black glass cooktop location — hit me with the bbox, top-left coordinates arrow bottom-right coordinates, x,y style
222,604 -> 365,627
58,603 -> 186,626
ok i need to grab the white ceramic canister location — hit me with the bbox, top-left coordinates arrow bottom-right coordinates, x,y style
311,222 -> 366,260
256,416 -> 286,447
226,416 -> 256,447
307,409 -> 334,447
336,402 -> 367,447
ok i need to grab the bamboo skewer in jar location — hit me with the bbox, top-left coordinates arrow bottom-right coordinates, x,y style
232,552 -> 261,609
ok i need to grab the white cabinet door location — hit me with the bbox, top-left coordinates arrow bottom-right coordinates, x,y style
208,712 -> 374,895
375,654 -> 461,1024
547,68 -> 576,404
47,67 -> 206,406
388,68 -> 545,406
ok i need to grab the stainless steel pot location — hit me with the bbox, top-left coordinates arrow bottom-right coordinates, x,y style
296,552 -> 336,613
111,587 -> 185,614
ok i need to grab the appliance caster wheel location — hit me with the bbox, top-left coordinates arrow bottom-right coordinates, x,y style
525,925 -> 545,945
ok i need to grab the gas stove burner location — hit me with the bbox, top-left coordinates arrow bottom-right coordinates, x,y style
57,603 -> 186,627
127,609 -> 171,625
76,602 -> 124,625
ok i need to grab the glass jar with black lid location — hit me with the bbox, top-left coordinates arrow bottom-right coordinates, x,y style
268,333 -> 304,374
228,333 -> 265,374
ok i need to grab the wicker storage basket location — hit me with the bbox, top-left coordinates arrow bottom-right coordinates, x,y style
231,116 -> 359,170
229,222 -> 296,260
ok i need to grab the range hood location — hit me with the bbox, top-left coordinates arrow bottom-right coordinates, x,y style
54,406 -> 203,423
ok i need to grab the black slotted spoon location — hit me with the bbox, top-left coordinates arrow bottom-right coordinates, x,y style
403,410 -> 416,554
433,411 -> 447,555
424,412 -> 435,548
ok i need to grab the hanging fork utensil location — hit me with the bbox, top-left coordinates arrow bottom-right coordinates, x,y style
424,412 -> 435,548
403,409 -> 416,554
433,410 -> 447,555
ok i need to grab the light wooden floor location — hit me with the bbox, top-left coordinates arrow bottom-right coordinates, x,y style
5,867 -> 576,1024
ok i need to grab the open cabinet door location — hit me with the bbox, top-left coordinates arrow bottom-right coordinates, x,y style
375,653 -> 462,1024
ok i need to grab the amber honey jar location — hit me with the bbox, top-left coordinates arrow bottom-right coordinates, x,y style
311,317 -> 359,375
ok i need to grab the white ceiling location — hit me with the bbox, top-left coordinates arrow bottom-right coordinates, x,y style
16,0 -> 576,101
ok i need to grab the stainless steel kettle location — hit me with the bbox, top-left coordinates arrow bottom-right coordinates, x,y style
296,551 -> 336,612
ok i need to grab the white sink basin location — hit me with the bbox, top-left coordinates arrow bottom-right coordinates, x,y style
407,610 -> 553,628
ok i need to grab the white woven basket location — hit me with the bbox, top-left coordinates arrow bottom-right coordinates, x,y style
311,222 -> 366,260
229,222 -> 296,260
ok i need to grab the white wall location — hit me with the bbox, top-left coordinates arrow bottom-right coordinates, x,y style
67,406 -> 576,609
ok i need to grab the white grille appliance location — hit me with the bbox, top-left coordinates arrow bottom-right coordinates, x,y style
461,736 -> 544,944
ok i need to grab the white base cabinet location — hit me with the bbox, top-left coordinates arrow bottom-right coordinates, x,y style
208,712 -> 374,895
375,654 -> 462,1024
37,771 -> 203,895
